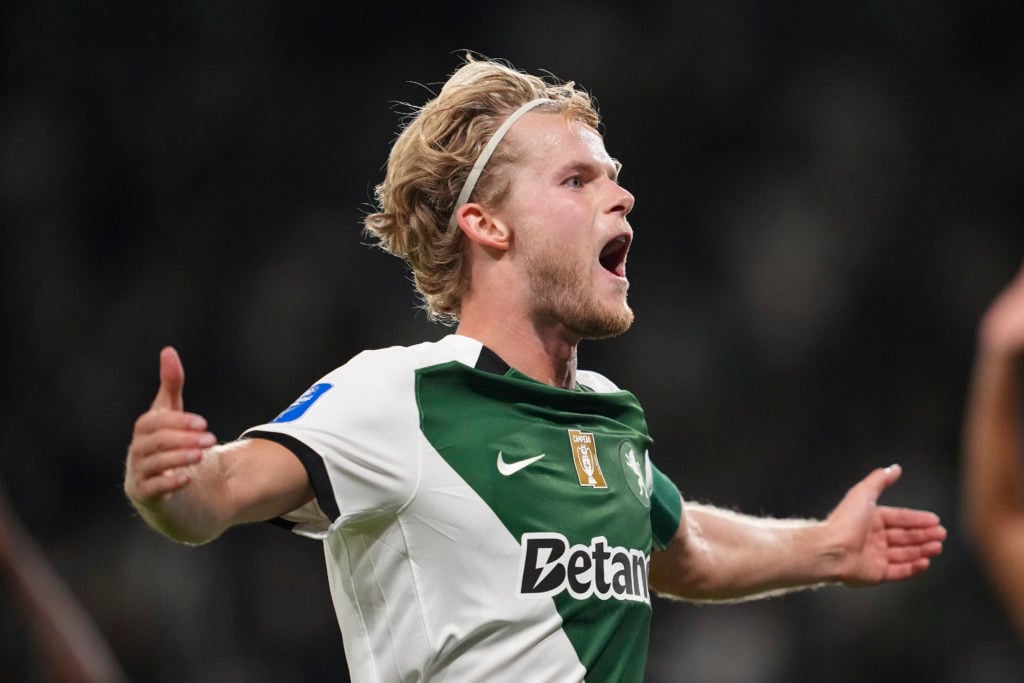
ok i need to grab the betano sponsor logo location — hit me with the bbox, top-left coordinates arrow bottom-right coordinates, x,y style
517,533 -> 650,604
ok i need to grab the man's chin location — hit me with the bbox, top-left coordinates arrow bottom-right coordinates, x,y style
573,306 -> 635,341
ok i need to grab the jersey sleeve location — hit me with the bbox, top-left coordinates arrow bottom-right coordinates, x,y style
241,346 -> 423,539
647,459 -> 682,550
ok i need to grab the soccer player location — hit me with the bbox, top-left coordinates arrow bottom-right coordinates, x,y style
964,264 -> 1024,638
124,57 -> 946,681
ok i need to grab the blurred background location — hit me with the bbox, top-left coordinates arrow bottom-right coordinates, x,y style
2,1 -> 1023,681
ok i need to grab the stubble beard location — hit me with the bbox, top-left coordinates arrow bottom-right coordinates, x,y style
525,245 -> 634,340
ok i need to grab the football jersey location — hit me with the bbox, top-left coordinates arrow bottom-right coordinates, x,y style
242,334 -> 682,682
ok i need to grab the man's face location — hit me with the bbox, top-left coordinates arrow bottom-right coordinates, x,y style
496,113 -> 635,340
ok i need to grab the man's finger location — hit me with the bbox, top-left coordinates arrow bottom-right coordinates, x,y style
135,470 -> 193,500
859,463 -> 902,498
134,410 -> 208,436
130,428 -> 216,468
879,505 -> 944,529
152,346 -> 185,412
132,447 -> 204,480
885,524 -> 947,546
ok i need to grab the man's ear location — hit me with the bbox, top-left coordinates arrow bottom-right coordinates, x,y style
455,203 -> 511,251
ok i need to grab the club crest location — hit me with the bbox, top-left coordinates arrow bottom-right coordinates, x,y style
619,442 -> 651,509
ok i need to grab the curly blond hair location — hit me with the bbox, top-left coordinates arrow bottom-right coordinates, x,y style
363,56 -> 600,324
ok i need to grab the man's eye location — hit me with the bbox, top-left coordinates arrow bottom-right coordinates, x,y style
564,176 -> 583,188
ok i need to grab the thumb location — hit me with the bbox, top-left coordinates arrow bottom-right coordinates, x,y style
152,346 -> 185,412
862,463 -> 902,499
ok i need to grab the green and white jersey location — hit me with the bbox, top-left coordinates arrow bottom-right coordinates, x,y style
243,334 -> 682,683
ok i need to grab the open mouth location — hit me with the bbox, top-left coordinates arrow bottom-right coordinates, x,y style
599,234 -> 631,278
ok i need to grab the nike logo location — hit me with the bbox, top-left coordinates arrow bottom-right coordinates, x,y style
496,451 -> 546,476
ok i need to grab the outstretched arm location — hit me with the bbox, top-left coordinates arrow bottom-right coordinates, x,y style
649,465 -> 945,601
124,347 -> 312,545
963,264 -> 1024,636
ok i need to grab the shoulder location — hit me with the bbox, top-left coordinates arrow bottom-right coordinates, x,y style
323,334 -> 483,384
576,369 -> 623,393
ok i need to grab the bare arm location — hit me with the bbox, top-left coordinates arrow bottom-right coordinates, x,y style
650,465 -> 945,601
963,264 -> 1024,636
123,347 -> 313,545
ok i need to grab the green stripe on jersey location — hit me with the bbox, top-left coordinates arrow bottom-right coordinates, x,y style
416,361 -> 657,682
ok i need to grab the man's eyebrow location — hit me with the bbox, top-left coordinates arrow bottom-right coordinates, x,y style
610,157 -> 623,180
555,158 -> 623,181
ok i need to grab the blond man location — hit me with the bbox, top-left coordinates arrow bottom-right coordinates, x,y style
125,57 -> 946,682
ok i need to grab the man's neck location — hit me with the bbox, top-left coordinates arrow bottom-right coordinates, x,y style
455,316 -> 580,389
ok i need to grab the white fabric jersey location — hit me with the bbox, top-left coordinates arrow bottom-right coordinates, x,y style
242,334 -> 681,683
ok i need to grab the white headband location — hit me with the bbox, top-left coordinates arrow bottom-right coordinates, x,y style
446,97 -> 553,232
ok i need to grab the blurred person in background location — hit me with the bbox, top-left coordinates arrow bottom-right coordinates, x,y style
123,56 -> 946,682
0,482 -> 128,683
964,264 -> 1024,638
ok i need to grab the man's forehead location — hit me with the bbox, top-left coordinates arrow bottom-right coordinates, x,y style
508,112 -> 613,166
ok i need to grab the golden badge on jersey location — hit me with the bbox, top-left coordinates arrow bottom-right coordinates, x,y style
567,429 -> 607,489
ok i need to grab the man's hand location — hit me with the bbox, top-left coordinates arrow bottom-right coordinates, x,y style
825,465 -> 946,586
124,347 -> 216,509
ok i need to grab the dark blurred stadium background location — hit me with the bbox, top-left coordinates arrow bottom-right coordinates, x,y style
2,1 -> 1023,681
